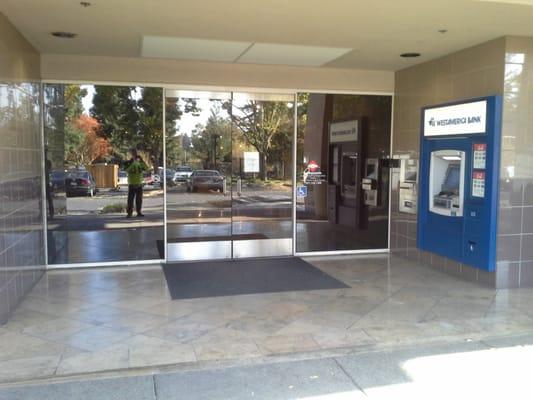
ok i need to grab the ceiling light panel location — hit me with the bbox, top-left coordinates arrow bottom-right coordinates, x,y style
237,43 -> 352,67
141,35 -> 251,62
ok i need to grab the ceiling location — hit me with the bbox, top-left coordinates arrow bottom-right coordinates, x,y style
2,0 -> 533,71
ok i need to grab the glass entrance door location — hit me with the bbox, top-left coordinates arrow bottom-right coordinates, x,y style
164,90 -> 294,261
230,93 -> 294,258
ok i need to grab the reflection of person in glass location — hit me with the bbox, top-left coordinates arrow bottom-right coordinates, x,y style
44,147 -> 54,219
124,149 -> 147,218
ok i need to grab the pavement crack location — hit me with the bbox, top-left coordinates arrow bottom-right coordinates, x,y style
152,374 -> 159,400
333,358 -> 368,398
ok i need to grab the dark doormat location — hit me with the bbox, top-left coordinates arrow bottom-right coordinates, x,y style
162,257 -> 349,300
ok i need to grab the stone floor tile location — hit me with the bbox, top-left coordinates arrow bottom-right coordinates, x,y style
62,326 -> 134,352
101,311 -> 171,334
3,309 -> 59,333
194,339 -> 262,361
107,295 -> 169,312
56,345 -> 130,375
21,318 -> 95,342
256,334 -> 320,355
126,335 -> 197,367
0,355 -> 61,383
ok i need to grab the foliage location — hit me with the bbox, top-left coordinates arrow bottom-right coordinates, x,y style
100,203 -> 126,213
91,87 -> 193,168
227,100 -> 293,180
190,107 -> 232,169
68,115 -> 112,166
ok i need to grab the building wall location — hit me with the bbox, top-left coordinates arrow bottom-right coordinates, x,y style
40,54 -> 394,94
0,13 -> 44,324
391,37 -> 506,287
498,36 -> 533,287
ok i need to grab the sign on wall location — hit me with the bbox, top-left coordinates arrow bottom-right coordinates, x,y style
243,151 -> 260,173
423,100 -> 487,136
329,120 -> 358,143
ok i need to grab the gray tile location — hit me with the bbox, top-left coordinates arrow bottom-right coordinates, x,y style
496,262 -> 520,289
496,235 -> 521,262
498,207 -> 523,235
520,234 -> 533,261
519,261 -> 533,287
155,358 -> 362,400
0,376 -> 155,400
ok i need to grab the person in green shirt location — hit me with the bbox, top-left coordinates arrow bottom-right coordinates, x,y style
124,149 -> 148,218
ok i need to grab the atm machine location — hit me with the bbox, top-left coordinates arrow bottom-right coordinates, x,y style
417,96 -> 501,271
399,158 -> 418,214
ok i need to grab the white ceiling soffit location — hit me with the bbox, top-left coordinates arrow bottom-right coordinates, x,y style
237,43 -> 352,67
141,35 -> 251,62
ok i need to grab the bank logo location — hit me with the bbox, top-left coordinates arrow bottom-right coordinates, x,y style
428,115 -> 482,128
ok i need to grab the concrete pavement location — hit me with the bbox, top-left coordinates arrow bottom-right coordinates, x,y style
2,334 -> 533,400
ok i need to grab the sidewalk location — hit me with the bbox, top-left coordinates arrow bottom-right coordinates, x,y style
2,333 -> 532,400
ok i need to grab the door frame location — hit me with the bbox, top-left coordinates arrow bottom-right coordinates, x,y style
41,80 -> 393,269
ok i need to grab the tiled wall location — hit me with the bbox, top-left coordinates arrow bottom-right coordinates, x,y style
0,13 -> 44,324
497,36 -> 533,288
391,38 -> 506,287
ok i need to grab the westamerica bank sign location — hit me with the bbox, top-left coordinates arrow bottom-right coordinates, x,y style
423,99 -> 487,137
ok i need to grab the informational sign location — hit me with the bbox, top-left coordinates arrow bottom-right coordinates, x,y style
472,170 -> 486,198
297,186 -> 308,198
303,160 -> 326,185
423,100 -> 487,136
243,152 -> 260,173
329,120 -> 358,143
473,143 -> 487,169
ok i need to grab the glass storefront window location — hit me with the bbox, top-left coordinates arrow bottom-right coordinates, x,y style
296,93 -> 392,252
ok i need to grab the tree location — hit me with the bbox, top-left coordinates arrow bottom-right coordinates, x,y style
91,86 -> 191,168
64,85 -> 88,166
228,100 -> 293,180
67,115 -> 111,166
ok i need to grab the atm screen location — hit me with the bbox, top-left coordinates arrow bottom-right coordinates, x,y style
441,164 -> 460,194
404,169 -> 417,182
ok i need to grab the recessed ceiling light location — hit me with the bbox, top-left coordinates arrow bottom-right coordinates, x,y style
438,29 -> 448,34
400,52 -> 421,58
51,31 -> 78,39
80,1 -> 91,6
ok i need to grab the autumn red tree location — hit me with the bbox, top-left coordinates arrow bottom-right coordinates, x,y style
67,115 -> 111,166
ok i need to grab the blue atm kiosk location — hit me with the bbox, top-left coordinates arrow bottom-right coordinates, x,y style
417,96 -> 501,271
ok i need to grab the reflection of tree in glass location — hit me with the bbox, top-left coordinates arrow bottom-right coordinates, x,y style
91,86 -> 188,169
190,104 -> 232,170
227,100 -> 293,181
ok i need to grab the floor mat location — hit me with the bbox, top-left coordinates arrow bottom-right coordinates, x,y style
162,257 -> 349,299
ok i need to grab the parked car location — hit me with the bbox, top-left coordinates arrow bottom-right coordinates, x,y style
173,166 -> 194,182
116,170 -> 128,190
164,168 -> 176,186
65,170 -> 97,197
49,169 -> 66,192
186,170 -> 224,192
143,171 -> 154,186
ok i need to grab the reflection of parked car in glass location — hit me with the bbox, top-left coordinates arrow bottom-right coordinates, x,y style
66,170 -> 97,197
187,170 -> 224,192
50,169 -> 66,192
165,168 -> 176,186
143,171 -> 154,186
116,170 -> 128,190
173,166 -> 193,182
